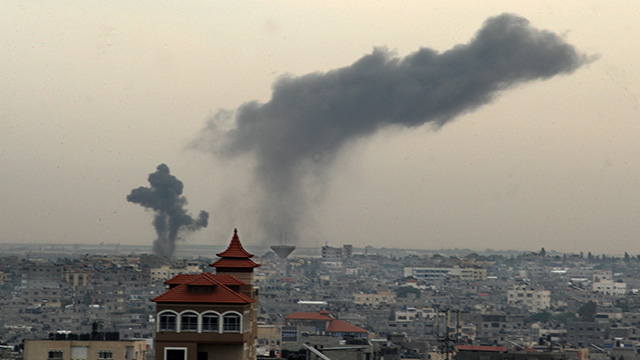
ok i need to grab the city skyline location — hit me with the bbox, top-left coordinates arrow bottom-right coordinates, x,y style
1,2 -> 639,253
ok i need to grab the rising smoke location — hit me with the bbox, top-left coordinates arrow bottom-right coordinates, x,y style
127,164 -> 209,258
196,14 -> 592,242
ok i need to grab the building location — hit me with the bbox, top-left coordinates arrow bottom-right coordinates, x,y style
477,313 -> 527,343
63,268 -> 93,288
150,261 -> 201,283
152,229 -> 260,360
21,261 -> 64,287
284,310 -> 368,339
353,290 -> 395,306
507,285 -> 551,312
455,345 -> 568,360
403,266 -> 487,281
592,280 -> 626,296
321,244 -> 353,266
256,324 -> 280,356
281,310 -> 372,359
394,307 -> 435,322
24,333 -> 147,360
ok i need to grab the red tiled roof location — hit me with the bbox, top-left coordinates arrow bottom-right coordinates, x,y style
212,274 -> 247,286
187,273 -> 224,286
456,345 -> 507,352
215,229 -> 254,259
164,273 -> 246,286
210,257 -> 260,269
326,319 -> 367,333
152,273 -> 254,304
164,274 -> 199,285
285,312 -> 333,321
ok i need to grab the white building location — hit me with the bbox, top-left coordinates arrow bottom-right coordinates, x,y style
149,262 -> 199,282
592,280 -> 626,296
353,290 -> 395,306
507,285 -> 551,312
403,266 -> 486,281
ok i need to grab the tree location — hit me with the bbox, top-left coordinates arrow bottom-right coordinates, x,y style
615,299 -> 630,313
394,286 -> 421,298
553,312 -> 578,324
577,301 -> 597,321
530,311 -> 552,323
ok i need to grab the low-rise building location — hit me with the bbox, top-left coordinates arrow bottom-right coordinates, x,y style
507,285 -> 551,313
24,335 -> 147,360
284,310 -> 368,339
404,266 -> 487,281
353,290 -> 395,306
592,280 -> 626,296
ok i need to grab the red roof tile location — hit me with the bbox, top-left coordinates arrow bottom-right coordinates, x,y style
152,273 -> 254,304
164,273 -> 246,286
187,273 -> 223,286
215,229 -> 254,259
326,320 -> 367,333
210,258 -> 260,269
165,274 -> 199,285
285,312 -> 333,321
211,274 -> 247,286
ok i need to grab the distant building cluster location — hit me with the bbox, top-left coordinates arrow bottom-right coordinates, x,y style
3,241 -> 640,359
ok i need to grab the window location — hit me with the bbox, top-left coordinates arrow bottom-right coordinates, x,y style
223,313 -> 241,332
98,350 -> 114,359
181,312 -> 198,332
244,311 -> 250,332
48,350 -> 63,359
202,313 -> 219,332
165,348 -> 187,360
159,312 -> 177,331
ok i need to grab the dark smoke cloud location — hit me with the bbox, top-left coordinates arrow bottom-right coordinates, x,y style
127,164 -> 209,258
196,14 -> 592,242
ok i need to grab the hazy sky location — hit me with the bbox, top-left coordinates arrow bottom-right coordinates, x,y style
2,1 -> 639,254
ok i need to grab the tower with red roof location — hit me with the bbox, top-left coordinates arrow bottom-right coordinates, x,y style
152,229 -> 260,360
210,229 -> 260,288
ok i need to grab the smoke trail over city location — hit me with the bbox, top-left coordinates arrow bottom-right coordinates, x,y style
127,164 -> 209,258
196,14 -> 591,242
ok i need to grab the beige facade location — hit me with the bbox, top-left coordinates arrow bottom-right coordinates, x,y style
592,280 -> 626,296
0,270 -> 10,285
150,266 -> 187,283
458,267 -> 488,281
257,324 -> 280,356
64,269 -> 93,288
24,339 -> 147,360
507,285 -> 551,312
151,261 -> 202,282
353,290 -> 395,306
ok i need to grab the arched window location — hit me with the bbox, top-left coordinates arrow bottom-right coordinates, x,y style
201,312 -> 220,332
223,312 -> 241,333
180,311 -> 199,332
158,311 -> 177,331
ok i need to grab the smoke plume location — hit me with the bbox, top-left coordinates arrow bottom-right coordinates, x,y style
127,164 -> 209,258
197,14 -> 591,242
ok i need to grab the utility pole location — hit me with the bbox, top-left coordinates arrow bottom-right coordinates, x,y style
435,309 -> 460,360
